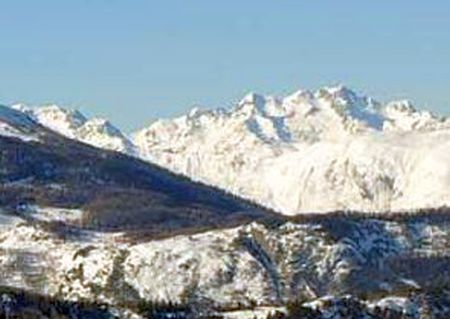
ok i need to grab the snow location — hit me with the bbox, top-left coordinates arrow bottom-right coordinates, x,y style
0,105 -> 39,142
371,297 -> 419,316
11,103 -> 136,154
0,211 -> 22,230
0,122 -> 38,142
133,86 -> 450,215
7,85 -> 450,215
221,307 -> 285,319
0,208 -> 448,314
4,87 -> 450,316
18,205 -> 84,223
33,104 -> 87,138
123,226 -> 270,304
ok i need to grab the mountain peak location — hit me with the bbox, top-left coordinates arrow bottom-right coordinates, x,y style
239,92 -> 266,104
8,103 -> 135,155
284,89 -> 314,103
36,104 -> 86,120
81,117 -> 125,137
385,99 -> 416,113
188,107 -> 202,118
10,103 -> 33,114
32,105 -> 87,138
238,92 -> 267,114
316,84 -> 360,105
323,83 -> 355,95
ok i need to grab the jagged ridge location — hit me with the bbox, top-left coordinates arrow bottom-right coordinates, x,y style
5,85 -> 450,215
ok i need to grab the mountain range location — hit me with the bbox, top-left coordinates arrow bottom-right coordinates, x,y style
10,85 -> 450,215
1,86 -> 450,318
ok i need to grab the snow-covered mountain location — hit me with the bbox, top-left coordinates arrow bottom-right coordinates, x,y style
134,85 -> 450,215
7,85 -> 450,215
3,88 -> 450,318
11,103 -> 137,155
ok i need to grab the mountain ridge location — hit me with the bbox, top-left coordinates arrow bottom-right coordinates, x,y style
5,85 -> 450,215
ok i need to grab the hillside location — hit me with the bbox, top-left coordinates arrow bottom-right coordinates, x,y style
0,105 -> 279,235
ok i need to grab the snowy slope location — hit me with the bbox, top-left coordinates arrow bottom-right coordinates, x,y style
0,105 -> 40,142
11,104 -> 137,155
0,209 -> 450,317
133,86 -> 450,214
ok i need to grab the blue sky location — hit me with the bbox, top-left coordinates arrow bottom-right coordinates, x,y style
1,1 -> 449,131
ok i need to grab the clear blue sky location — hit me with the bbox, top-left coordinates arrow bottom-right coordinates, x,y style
1,1 -> 449,131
